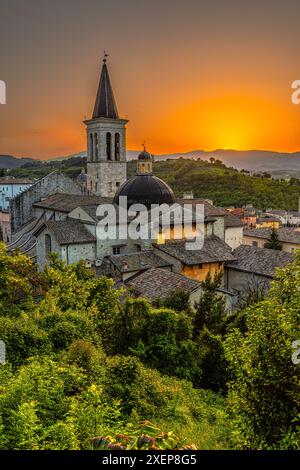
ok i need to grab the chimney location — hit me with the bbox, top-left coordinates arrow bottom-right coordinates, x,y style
183,191 -> 194,200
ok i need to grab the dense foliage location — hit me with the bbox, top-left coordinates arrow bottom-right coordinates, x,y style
6,156 -> 300,211
129,159 -> 300,210
0,244 -> 299,449
0,245 -> 229,449
225,253 -> 300,449
91,421 -> 197,450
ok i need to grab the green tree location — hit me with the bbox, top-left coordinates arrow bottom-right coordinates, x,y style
264,228 -> 282,250
193,271 -> 226,337
196,327 -> 229,393
224,252 -> 300,449
158,289 -> 191,313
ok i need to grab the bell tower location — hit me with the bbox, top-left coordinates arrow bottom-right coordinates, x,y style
84,55 -> 128,197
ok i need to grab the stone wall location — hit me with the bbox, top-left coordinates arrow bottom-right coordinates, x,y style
87,161 -> 127,197
36,226 -> 96,270
224,267 -> 271,307
10,172 -> 83,233
225,226 -> 243,249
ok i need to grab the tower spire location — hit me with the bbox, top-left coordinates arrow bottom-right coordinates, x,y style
92,54 -> 119,119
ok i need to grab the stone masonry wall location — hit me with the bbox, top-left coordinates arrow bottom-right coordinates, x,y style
10,172 -> 83,233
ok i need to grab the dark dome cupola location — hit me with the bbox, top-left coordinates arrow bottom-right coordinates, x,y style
113,146 -> 175,209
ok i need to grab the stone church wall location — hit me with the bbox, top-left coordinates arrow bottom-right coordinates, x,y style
10,172 -> 83,233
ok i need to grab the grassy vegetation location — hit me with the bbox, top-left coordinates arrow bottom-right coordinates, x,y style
7,156 -> 300,211
131,159 -> 300,210
0,244 -> 299,450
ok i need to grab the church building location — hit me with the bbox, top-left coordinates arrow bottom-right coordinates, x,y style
8,56 -> 249,308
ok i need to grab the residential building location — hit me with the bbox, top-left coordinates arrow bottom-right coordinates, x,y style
225,245 -> 293,306
126,267 -> 202,308
0,177 -> 33,210
224,213 -> 244,249
108,252 -> 172,281
256,216 -> 281,229
265,210 -> 300,226
0,209 -> 10,242
153,235 -> 236,283
243,227 -> 300,253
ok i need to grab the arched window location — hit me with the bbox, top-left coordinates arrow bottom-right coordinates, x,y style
45,234 -> 52,258
106,132 -> 112,160
115,133 -> 120,160
90,134 -> 93,161
95,133 -> 98,161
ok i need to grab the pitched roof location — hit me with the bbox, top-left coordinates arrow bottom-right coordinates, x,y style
154,235 -> 236,265
176,198 -> 227,218
224,214 -> 244,228
92,60 -> 119,119
256,217 -> 281,223
33,193 -> 112,213
35,218 -> 96,245
227,245 -> 294,277
244,227 -> 300,244
266,209 -> 300,217
0,178 -> 33,185
109,251 -> 172,273
127,267 -> 200,300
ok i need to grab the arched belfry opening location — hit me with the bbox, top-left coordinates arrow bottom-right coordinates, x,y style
106,132 -> 112,160
115,133 -> 120,160
90,134 -> 94,161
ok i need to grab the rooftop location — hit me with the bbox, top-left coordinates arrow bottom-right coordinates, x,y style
127,267 -> 200,300
109,250 -> 172,273
244,227 -> 300,244
34,218 -> 96,245
176,198 -> 227,218
266,209 -> 300,217
224,214 -> 244,228
33,193 -> 113,213
227,245 -> 294,277
92,59 -> 119,120
154,235 -> 235,265
256,216 -> 281,223
0,178 -> 33,185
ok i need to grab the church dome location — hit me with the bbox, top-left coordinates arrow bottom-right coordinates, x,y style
113,174 -> 175,209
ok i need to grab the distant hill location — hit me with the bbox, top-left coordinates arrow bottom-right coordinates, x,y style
0,155 -> 36,169
145,149 -> 300,175
3,148 -> 300,178
137,159 -> 300,211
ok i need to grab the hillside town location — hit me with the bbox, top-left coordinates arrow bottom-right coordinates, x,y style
0,58 -> 298,312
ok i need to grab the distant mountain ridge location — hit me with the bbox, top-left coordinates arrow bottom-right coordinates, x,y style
0,155 -> 36,169
2,149 -> 300,176
150,149 -> 300,172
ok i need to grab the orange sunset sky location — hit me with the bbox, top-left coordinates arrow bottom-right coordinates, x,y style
0,0 -> 300,159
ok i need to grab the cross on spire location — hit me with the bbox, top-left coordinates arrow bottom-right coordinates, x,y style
103,51 -> 109,63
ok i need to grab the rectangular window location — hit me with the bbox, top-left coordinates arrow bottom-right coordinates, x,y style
252,241 -> 258,247
113,246 -> 121,255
